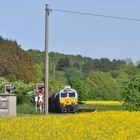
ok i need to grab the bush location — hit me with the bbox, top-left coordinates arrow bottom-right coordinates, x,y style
0,77 -> 8,93
12,81 -> 35,104
122,74 -> 140,111
68,77 -> 88,101
85,71 -> 121,101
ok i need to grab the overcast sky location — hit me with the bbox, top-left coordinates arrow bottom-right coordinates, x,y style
0,0 -> 140,62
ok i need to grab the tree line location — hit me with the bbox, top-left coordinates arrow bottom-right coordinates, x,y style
28,49 -> 140,102
0,36 -> 140,110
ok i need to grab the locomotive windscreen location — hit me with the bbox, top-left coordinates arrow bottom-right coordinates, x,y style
61,92 -> 67,98
69,92 -> 75,97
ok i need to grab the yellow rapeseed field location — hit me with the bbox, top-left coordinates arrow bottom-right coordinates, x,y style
83,101 -> 123,105
0,111 -> 140,140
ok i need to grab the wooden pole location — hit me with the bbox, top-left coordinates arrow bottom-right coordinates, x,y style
44,4 -> 50,115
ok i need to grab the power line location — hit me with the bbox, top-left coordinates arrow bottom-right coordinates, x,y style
51,8 -> 140,22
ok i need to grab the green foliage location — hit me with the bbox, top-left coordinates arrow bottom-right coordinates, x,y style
28,49 -> 140,102
0,77 -> 65,106
0,77 -> 9,93
35,64 -> 44,82
0,36 -> 4,41
0,38 -> 38,83
82,58 -> 126,73
55,71 -> 68,83
2,42 -> 140,103
65,67 -> 84,82
56,57 -> 71,70
122,74 -> 140,111
73,62 -> 80,70
78,104 -> 125,112
49,78 -> 65,93
17,103 -> 36,114
0,77 -> 36,105
86,71 -> 120,100
68,78 -> 88,101
12,81 -> 35,104
121,65 -> 140,77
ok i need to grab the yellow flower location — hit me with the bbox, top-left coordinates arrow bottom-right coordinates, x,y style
0,110 -> 139,140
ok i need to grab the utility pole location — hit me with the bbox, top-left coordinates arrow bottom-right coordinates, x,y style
44,4 -> 50,115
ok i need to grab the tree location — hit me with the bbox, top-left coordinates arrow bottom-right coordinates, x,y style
65,67 -> 84,82
0,38 -> 38,83
49,78 -> 64,93
121,65 -> 140,77
68,78 -> 88,101
85,71 -> 120,100
136,59 -> 140,69
0,36 -> 3,42
82,62 -> 92,73
122,74 -> 140,111
73,62 -> 80,70
124,58 -> 133,65
56,57 -> 71,71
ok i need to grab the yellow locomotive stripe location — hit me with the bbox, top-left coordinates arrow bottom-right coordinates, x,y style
60,98 -> 77,106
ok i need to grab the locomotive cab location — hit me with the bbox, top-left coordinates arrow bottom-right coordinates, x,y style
54,86 -> 78,113
60,91 -> 78,105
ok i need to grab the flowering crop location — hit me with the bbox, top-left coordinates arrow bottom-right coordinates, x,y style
0,111 -> 139,140
83,101 -> 123,105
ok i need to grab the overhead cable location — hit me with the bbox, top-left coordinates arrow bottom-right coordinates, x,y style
51,8 -> 140,22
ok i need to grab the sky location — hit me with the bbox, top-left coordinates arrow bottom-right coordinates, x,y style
0,0 -> 140,63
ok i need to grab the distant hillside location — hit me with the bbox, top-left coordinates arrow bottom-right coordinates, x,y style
0,36 -> 38,82
1,35 -> 140,101
28,49 -> 140,101
28,49 -> 138,75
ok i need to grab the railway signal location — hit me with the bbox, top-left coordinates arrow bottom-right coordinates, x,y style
36,83 -> 44,113
4,84 -> 15,94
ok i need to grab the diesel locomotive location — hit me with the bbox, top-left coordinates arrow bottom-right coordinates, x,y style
49,86 -> 78,113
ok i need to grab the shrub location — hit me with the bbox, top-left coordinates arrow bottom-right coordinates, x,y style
122,74 -> 140,111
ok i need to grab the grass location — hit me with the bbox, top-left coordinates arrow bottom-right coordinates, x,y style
17,103 -> 37,115
17,101 -> 125,114
78,100 -> 125,112
78,104 -> 125,112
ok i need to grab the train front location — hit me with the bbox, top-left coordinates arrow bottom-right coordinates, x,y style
59,86 -> 78,113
